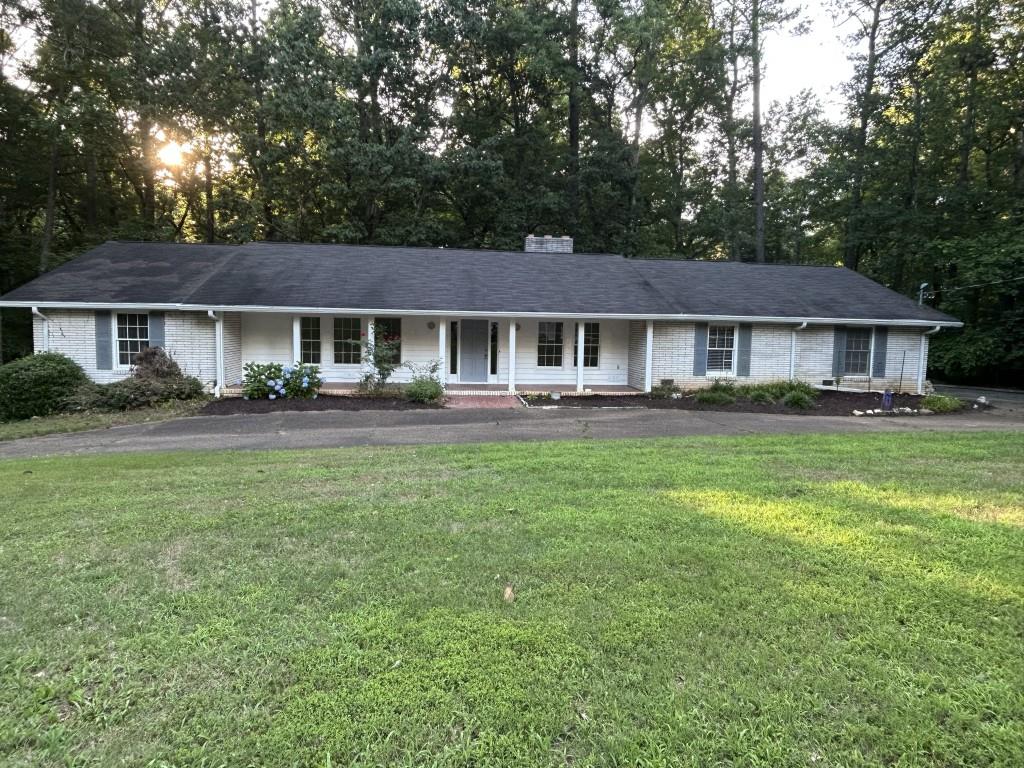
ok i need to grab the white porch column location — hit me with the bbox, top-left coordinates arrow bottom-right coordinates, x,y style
214,312 -> 225,397
364,316 -> 375,377
437,319 -> 446,387
507,321 -> 517,393
576,320 -> 585,392
644,320 -> 654,392
292,315 -> 301,363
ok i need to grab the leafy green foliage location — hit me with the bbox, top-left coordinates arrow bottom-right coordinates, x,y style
65,376 -> 205,412
0,0 -> 1019,384
404,377 -> 444,404
649,382 -> 682,399
780,390 -> 816,410
242,362 -> 321,400
0,433 -> 1021,764
695,388 -> 736,405
0,352 -> 89,420
920,393 -> 965,413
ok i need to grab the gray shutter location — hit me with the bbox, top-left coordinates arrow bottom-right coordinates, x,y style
149,312 -> 165,348
692,323 -> 709,376
95,311 -> 113,370
737,324 -> 752,376
832,326 -> 847,377
872,326 -> 888,378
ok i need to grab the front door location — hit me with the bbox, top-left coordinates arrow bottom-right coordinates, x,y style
460,320 -> 489,382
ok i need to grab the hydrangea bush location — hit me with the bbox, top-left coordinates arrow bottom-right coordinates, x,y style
242,362 -> 322,400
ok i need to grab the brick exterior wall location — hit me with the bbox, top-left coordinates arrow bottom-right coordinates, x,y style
627,320 -> 647,390
33,310 -> 219,386
651,321 -> 929,393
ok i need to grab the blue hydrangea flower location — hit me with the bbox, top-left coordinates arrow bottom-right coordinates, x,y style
268,393 -> 276,400
284,367 -> 293,376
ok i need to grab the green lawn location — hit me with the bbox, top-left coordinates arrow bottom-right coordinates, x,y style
1,433 -> 1021,767
0,400 -> 206,442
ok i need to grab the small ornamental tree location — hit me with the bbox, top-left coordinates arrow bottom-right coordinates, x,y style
358,332 -> 402,393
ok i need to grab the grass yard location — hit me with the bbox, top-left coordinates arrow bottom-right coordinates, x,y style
0,400 -> 206,442
1,433 -> 1021,767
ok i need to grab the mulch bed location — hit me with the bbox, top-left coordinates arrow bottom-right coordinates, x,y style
525,390 -> 936,417
201,395 -> 440,415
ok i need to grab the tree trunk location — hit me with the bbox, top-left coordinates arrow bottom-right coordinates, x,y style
956,2 -> 983,191
40,135 -> 60,274
134,3 -> 156,236
751,0 -> 765,263
567,0 -> 580,235
725,18 -> 741,261
843,0 -> 884,272
204,149 -> 215,242
85,150 -> 98,231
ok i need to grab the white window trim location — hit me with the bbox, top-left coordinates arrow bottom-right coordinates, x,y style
572,321 -> 601,369
842,327 -> 873,378
537,321 -> 566,369
113,311 -> 150,370
330,315 -> 363,368
705,323 -> 739,377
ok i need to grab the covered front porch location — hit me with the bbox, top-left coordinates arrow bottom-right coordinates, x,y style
215,312 -> 654,396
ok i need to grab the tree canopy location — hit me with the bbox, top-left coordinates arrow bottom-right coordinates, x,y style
1,0 -> 1020,384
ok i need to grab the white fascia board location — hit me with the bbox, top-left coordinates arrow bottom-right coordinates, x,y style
0,300 -> 964,328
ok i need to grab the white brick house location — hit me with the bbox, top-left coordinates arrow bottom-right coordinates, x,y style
3,239 -> 960,395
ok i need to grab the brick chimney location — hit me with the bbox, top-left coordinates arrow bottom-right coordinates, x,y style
525,234 -> 573,253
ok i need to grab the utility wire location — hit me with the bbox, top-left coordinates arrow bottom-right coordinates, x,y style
923,275 -> 1024,297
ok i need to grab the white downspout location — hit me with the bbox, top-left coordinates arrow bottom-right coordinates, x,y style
917,325 -> 941,395
208,310 -> 224,398
32,307 -> 51,352
790,321 -> 807,381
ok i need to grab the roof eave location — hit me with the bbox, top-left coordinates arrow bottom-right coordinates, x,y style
0,299 -> 963,327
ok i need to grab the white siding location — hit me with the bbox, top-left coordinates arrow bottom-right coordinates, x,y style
241,313 -> 292,365
499,319 -> 629,387
223,312 -> 243,385
651,322 -> 696,385
627,321 -> 647,390
795,326 -> 835,383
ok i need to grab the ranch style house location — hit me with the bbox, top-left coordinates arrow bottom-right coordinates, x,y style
0,236 -> 961,396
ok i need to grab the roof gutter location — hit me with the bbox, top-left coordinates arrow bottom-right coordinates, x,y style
0,300 -> 964,328
207,310 -> 224,398
789,322 -> 808,381
31,307 -> 51,352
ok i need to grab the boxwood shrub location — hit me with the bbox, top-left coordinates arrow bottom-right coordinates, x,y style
0,353 -> 89,421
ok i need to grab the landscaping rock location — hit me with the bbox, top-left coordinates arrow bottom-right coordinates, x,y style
920,408 -> 934,415
852,410 -> 864,416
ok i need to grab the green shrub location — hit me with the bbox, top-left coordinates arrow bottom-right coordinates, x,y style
649,382 -> 681,399
706,379 -> 736,394
405,376 -> 444,404
748,389 -> 775,405
737,380 -> 818,402
243,362 -> 322,400
65,375 -> 204,412
131,346 -> 183,379
695,388 -> 736,406
781,390 -> 816,410
0,352 -> 89,420
920,393 -> 963,413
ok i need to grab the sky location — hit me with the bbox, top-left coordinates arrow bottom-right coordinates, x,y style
761,2 -> 857,122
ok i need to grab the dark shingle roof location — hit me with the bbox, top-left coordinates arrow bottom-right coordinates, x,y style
0,240 -> 959,324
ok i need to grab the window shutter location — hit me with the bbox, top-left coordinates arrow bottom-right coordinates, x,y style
832,326 -> 847,377
872,327 -> 887,377
692,323 -> 708,376
95,311 -> 113,370
149,312 -> 165,348
737,324 -> 752,376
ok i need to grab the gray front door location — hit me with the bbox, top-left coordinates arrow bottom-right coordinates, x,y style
460,320 -> 489,382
